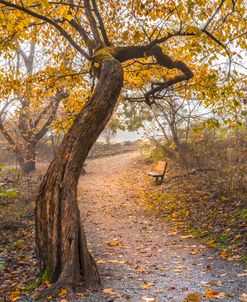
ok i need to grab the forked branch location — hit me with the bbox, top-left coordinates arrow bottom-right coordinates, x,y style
91,0 -> 110,46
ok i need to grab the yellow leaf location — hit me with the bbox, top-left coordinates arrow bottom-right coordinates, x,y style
106,240 -> 123,247
220,195 -> 228,202
96,259 -> 105,264
39,0 -> 49,7
133,31 -> 141,43
190,247 -> 204,255
186,25 -> 201,35
65,14 -> 73,21
122,31 -> 128,40
140,282 -> 154,289
158,267 -> 168,271
207,241 -> 216,248
59,288 -> 68,296
180,234 -> 194,239
183,293 -> 202,302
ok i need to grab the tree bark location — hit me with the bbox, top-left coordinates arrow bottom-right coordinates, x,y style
35,58 -> 123,290
19,141 -> 36,173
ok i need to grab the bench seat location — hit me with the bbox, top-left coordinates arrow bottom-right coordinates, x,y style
148,172 -> 163,177
148,161 -> 168,185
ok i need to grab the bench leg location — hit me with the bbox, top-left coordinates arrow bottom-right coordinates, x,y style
155,176 -> 162,185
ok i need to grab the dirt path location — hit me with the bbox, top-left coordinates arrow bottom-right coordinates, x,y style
78,152 -> 246,302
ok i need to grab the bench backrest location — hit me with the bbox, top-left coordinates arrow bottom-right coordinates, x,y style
154,161 -> 167,175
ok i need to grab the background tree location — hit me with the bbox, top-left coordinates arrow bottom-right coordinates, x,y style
125,87 -> 209,164
100,113 -> 124,144
0,41 -> 69,172
0,0 -> 246,294
0,39 -> 91,172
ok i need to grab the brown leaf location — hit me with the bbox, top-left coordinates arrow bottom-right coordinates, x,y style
136,266 -> 149,274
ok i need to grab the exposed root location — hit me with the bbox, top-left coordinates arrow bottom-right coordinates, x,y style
33,280 -> 74,300
79,220 -> 101,287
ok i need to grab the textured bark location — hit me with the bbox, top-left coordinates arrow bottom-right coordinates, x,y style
19,142 -> 36,173
35,58 -> 123,289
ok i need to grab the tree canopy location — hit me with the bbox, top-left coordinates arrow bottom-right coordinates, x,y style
1,0 -> 246,120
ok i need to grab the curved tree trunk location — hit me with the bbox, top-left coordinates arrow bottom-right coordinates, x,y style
35,58 -> 123,290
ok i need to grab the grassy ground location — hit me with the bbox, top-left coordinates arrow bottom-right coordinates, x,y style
138,159 -> 247,264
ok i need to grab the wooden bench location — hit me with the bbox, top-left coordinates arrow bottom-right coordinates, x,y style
148,161 -> 168,185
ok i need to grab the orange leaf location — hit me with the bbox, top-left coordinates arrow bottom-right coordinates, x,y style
59,288 -> 68,296
205,289 -> 219,298
9,291 -> 20,302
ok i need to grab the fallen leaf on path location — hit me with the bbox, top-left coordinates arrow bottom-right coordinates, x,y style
237,272 -> 247,277
167,287 -> 176,291
59,289 -> 68,296
190,246 -> 204,255
190,250 -> 200,255
219,196 -> 228,202
183,293 -> 202,302
109,259 -> 128,264
158,267 -> 168,271
219,249 -> 228,259
207,241 -> 216,248
173,268 -> 183,273
205,265 -> 212,271
103,288 -> 118,296
106,241 -> 123,247
135,266 -> 149,274
180,234 -> 195,239
76,290 -> 91,297
47,294 -> 53,299
140,282 -> 154,289
141,296 -> 158,302
205,289 -> 220,298
205,289 -> 230,299
201,281 -> 223,287
96,259 -> 105,264
239,293 -> 247,302
9,291 -> 20,302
